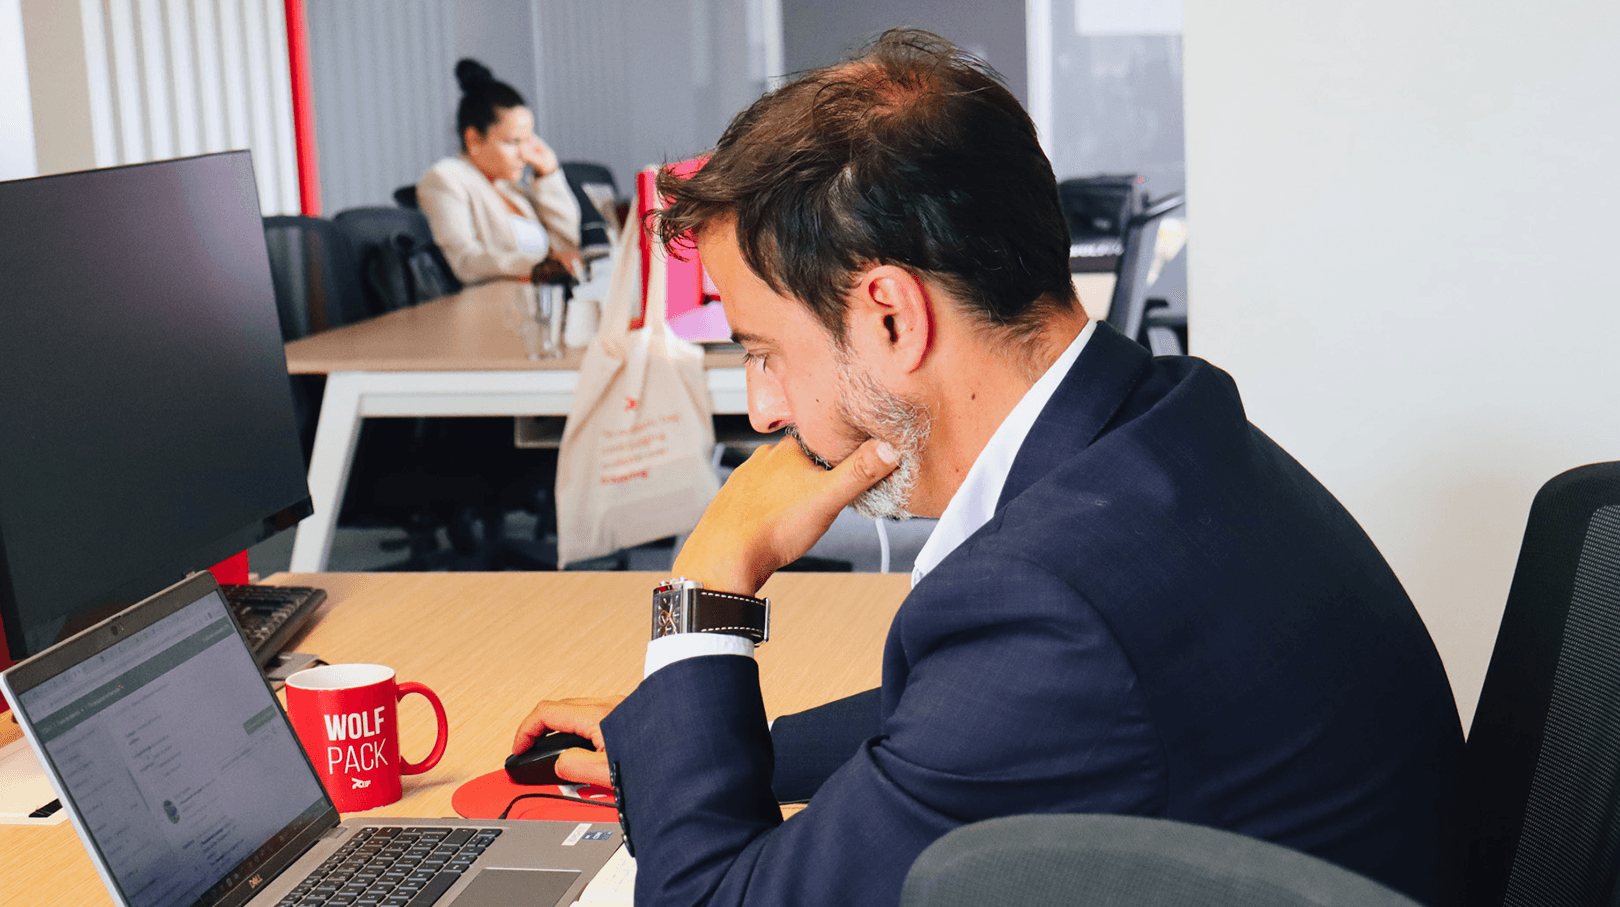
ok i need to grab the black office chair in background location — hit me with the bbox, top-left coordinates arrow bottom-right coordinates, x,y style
262,215 -> 374,336
902,814 -> 1421,907
327,207 -> 589,571
333,205 -> 461,314
1058,175 -> 1189,355
1105,193 -> 1185,354
1140,242 -> 1188,357
560,160 -> 621,258
1465,460 -> 1620,907
393,184 -> 418,209
262,215 -> 361,482
261,214 -> 497,568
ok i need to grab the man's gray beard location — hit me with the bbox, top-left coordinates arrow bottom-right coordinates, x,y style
787,363 -> 929,521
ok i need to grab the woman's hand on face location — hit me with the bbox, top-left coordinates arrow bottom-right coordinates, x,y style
522,134 -> 559,177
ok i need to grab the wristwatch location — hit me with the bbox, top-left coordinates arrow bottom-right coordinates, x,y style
651,578 -> 770,644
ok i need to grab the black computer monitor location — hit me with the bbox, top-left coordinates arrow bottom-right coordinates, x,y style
0,151 -> 313,660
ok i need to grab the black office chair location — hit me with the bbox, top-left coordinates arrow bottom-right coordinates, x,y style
902,814 -> 1421,907
262,216 -> 354,477
560,160 -> 620,257
332,206 -> 460,315
262,215 -> 374,336
1464,460 -> 1620,907
1140,242 -> 1188,356
1103,193 -> 1185,352
393,184 -> 418,209
261,215 -> 497,567
325,214 -> 577,570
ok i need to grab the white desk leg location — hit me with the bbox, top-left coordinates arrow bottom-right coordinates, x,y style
289,374 -> 365,572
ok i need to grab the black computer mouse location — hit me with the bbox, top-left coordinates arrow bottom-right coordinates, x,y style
504,731 -> 595,786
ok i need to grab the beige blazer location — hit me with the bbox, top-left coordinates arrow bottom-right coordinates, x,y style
417,155 -> 582,284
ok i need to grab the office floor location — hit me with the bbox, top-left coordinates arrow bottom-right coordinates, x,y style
249,506 -> 936,578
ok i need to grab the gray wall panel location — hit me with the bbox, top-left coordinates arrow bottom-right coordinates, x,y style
782,0 -> 1027,102
306,0 -> 456,213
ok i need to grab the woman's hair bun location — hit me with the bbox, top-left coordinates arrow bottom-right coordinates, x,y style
454,58 -> 495,93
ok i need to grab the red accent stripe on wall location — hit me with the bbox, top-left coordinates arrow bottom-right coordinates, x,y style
285,0 -> 321,216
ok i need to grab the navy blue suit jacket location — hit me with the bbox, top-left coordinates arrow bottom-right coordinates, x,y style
602,322 -> 1465,907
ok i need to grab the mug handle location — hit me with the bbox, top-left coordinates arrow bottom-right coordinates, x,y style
396,682 -> 449,774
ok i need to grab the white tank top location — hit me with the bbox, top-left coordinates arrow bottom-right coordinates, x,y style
510,215 -> 550,259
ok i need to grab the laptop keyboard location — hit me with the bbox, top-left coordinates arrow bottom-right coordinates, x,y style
222,583 -> 327,668
276,826 -> 503,907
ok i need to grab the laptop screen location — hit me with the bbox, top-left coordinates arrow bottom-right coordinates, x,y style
10,582 -> 330,907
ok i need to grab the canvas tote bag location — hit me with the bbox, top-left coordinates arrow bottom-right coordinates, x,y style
553,200 -> 719,566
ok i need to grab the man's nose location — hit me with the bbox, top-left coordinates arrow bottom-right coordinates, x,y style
747,368 -> 792,434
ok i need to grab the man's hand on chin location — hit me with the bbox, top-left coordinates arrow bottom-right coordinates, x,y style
672,437 -> 900,596
508,440 -> 893,787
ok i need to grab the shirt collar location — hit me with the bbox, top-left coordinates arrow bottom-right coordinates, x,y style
909,319 -> 1098,587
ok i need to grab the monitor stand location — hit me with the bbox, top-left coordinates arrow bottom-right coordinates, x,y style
264,650 -> 322,683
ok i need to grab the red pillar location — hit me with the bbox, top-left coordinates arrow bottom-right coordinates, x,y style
285,0 -> 321,216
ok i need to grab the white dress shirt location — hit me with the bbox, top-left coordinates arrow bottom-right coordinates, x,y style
909,319 -> 1096,587
645,319 -> 1098,677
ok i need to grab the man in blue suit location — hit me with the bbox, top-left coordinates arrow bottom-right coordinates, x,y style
515,28 -> 1465,907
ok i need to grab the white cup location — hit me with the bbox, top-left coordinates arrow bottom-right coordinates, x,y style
565,296 -> 600,348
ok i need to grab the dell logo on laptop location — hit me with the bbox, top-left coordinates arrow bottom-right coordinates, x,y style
248,875 -> 263,889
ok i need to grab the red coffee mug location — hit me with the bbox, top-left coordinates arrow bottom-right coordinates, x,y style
285,664 -> 449,813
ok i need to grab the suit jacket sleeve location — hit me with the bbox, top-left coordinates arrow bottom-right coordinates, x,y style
599,557 -> 1161,907
769,688 -> 880,802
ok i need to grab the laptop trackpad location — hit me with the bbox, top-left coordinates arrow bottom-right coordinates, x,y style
452,869 -> 581,907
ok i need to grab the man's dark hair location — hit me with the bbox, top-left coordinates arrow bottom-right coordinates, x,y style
656,28 -> 1075,342
454,58 -> 526,148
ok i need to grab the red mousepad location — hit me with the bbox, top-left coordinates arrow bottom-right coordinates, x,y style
452,769 -> 618,822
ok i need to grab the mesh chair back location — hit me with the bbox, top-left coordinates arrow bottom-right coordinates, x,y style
902,814 -> 1422,907
1466,461 -> 1620,907
262,215 -> 370,337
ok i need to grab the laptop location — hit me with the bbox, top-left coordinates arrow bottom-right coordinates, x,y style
0,572 -> 620,907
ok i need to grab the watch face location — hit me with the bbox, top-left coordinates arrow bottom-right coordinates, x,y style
654,592 -> 685,638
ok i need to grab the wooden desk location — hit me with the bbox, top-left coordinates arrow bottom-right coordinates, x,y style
281,282 -> 748,571
0,570 -> 909,907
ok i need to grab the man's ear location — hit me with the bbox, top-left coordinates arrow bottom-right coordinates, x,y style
846,264 -> 933,375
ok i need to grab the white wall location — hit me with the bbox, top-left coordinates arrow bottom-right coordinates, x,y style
0,0 -> 38,180
16,0 -> 300,214
1184,1 -> 1620,725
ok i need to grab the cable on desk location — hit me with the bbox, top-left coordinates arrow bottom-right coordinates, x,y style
499,791 -> 618,819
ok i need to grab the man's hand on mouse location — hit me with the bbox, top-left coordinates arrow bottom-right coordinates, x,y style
513,696 -> 622,788
671,437 -> 899,596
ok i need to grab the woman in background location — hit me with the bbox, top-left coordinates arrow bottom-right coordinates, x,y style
418,59 -> 581,285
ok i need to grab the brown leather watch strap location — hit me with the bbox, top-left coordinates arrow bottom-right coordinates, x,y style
689,589 -> 769,643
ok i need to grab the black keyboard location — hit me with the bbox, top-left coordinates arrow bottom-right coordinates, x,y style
222,583 -> 327,668
276,826 -> 503,907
